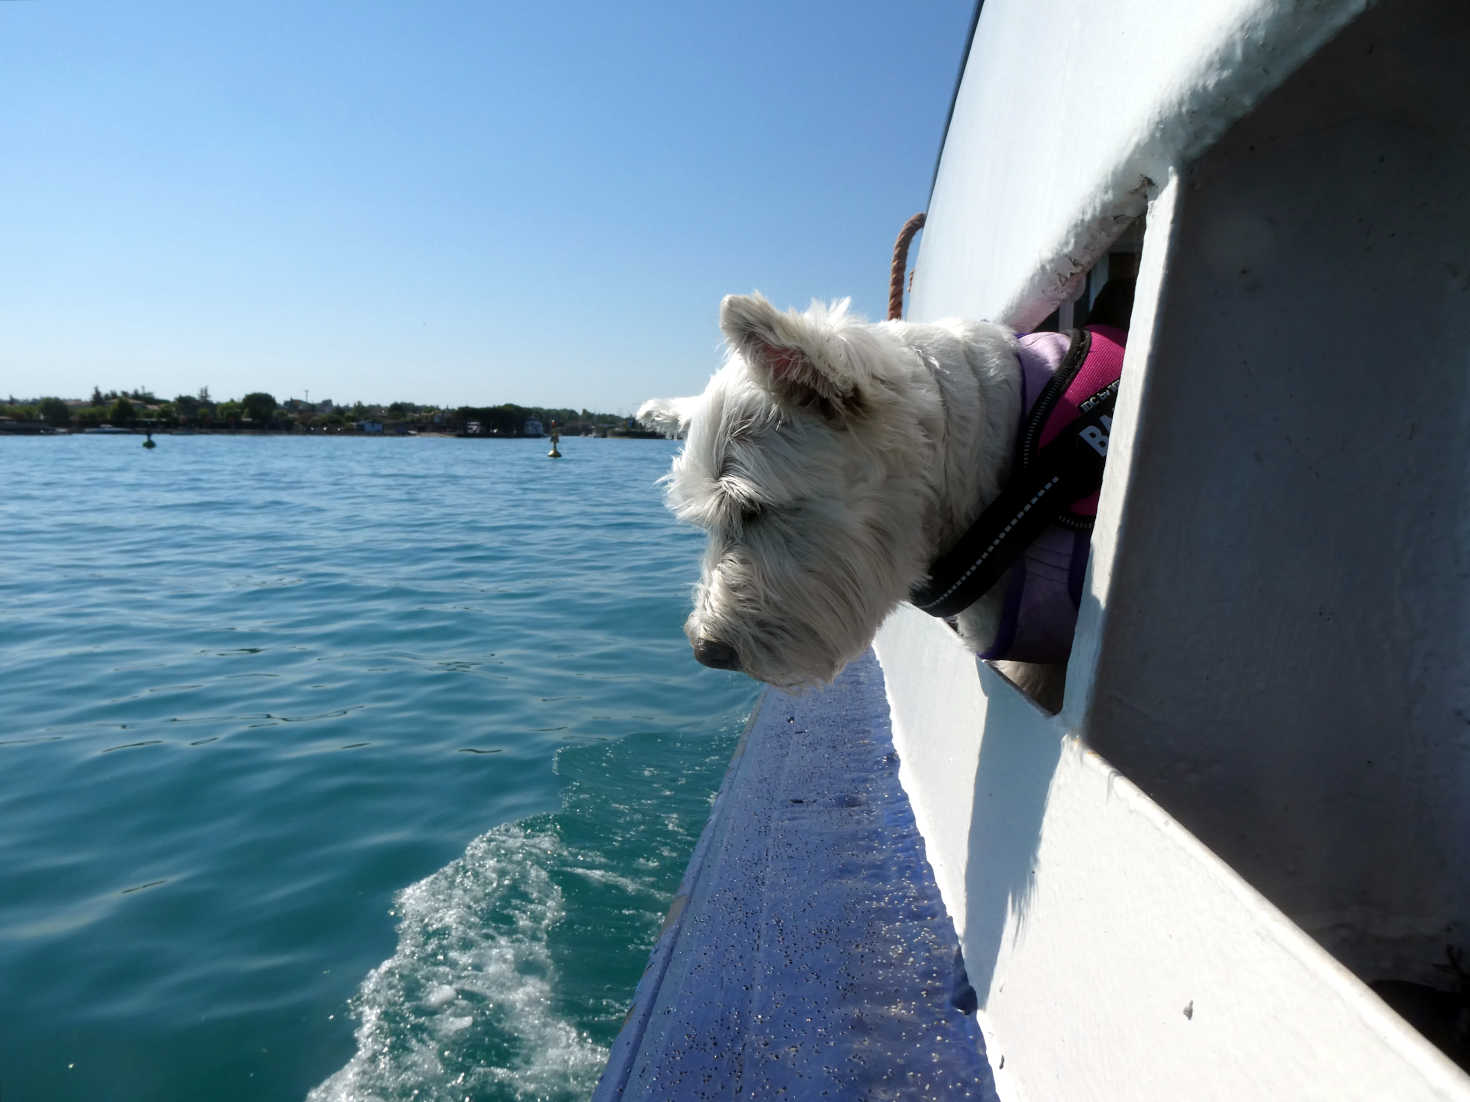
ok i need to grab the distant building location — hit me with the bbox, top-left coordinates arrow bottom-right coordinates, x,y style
358,420 -> 383,434
523,418 -> 544,437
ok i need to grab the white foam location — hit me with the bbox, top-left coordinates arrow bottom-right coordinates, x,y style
563,865 -> 651,897
423,984 -> 457,1009
308,824 -> 609,1102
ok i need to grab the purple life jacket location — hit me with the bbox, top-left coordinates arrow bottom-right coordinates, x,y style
910,325 -> 1126,663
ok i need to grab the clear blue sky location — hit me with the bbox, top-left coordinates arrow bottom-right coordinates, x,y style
3,1 -> 974,414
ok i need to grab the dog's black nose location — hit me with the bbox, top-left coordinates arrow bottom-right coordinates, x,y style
692,637 -> 740,670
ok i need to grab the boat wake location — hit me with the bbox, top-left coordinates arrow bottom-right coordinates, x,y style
308,727 -> 743,1102
307,825 -> 607,1102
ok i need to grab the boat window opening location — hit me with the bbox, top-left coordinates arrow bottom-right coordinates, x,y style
986,217 -> 1144,715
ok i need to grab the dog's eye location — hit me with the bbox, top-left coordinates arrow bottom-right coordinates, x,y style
739,505 -> 762,524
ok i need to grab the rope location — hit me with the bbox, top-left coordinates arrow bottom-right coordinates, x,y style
887,212 -> 926,320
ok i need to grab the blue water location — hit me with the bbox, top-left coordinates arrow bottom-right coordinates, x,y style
0,434 -> 758,1102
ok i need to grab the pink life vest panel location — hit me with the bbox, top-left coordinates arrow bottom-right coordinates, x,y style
979,325 -> 1125,662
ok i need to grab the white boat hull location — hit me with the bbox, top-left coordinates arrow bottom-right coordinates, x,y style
880,0 -> 1470,1096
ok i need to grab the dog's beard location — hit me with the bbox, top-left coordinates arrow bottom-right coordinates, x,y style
686,594 -> 862,690
685,518 -> 908,689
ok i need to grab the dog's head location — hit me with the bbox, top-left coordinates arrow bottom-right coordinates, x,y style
641,293 -> 936,688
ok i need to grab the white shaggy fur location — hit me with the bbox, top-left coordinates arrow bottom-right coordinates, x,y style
641,292 -> 1024,690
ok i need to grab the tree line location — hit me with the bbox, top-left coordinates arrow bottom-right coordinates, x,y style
1,388 -> 637,435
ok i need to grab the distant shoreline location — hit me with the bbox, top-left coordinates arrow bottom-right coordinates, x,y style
0,426 -> 670,440
0,396 -> 661,439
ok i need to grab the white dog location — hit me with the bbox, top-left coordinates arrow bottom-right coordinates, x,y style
641,292 -> 1121,698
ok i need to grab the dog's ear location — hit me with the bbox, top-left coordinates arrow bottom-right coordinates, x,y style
637,396 -> 697,438
720,293 -> 862,418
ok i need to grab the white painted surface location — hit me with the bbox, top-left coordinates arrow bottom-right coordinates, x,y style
915,0 -> 1366,331
885,602 -> 1468,1100
878,0 -> 1470,1096
1079,2 -> 1470,990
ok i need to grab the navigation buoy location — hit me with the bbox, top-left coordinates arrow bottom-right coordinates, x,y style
142,431 -> 156,449
547,422 -> 561,459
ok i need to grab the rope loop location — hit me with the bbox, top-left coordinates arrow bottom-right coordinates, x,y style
887,212 -> 927,320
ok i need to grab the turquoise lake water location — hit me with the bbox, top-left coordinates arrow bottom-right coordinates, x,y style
0,434 -> 759,1101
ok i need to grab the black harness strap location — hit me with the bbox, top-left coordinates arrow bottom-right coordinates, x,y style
910,377 -> 1119,621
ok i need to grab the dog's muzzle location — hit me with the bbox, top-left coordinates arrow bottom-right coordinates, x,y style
692,637 -> 740,671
